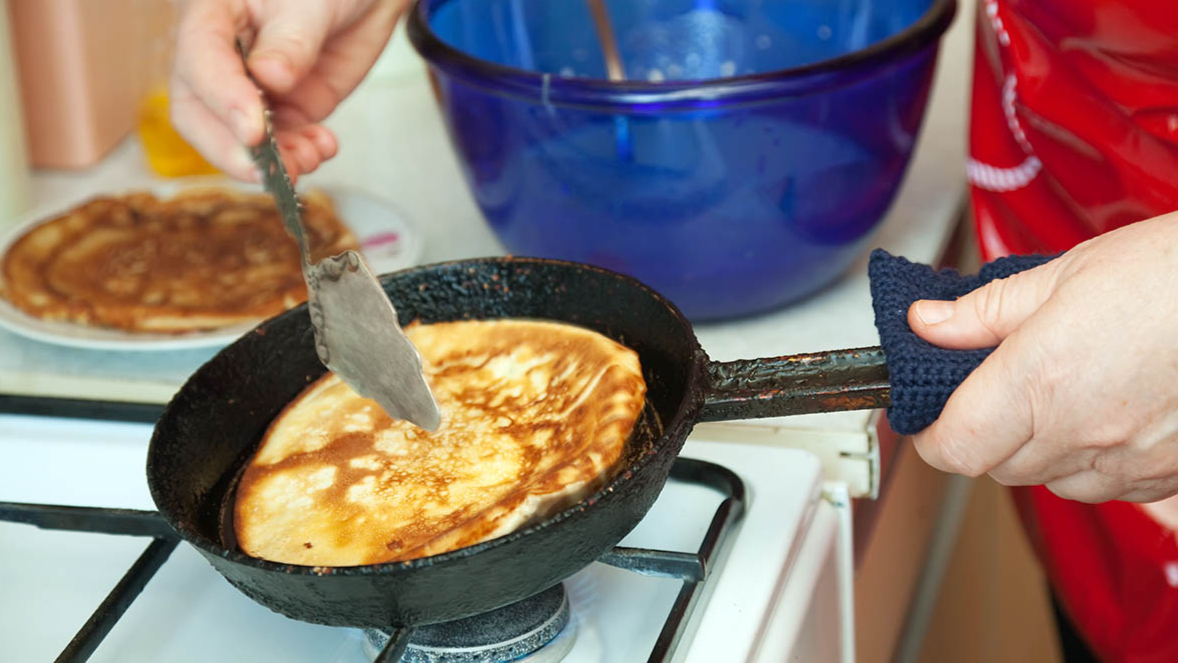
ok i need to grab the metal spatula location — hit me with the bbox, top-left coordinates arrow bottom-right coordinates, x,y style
237,40 -> 441,431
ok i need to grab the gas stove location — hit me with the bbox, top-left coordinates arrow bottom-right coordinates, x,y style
0,413 -> 852,662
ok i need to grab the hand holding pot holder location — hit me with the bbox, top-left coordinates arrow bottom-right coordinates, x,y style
867,249 -> 1057,435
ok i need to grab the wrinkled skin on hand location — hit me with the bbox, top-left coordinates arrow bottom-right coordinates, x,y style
170,0 -> 408,181
908,212 -> 1178,504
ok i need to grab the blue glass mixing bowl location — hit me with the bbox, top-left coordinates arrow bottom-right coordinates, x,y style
408,0 -> 956,320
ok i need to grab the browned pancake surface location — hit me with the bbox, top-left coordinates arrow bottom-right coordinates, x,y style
234,319 -> 647,566
0,188 -> 356,332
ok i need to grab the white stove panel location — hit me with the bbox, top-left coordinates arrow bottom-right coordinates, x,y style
0,414 -> 841,662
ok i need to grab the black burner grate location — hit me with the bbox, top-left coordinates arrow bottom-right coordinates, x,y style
0,458 -> 744,663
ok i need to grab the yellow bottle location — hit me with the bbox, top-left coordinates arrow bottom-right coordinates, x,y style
137,84 -> 219,178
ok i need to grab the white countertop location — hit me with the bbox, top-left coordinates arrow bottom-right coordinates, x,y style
0,9 -> 972,436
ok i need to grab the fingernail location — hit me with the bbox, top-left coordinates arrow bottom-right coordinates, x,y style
914,300 -> 955,326
230,108 -> 254,144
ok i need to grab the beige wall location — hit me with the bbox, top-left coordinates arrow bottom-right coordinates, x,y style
853,441 -> 1062,663
916,478 -> 1061,663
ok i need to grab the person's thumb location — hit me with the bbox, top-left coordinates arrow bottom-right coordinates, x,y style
248,3 -> 333,93
908,260 -> 1062,350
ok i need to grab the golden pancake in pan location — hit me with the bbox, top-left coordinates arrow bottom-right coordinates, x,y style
234,319 -> 647,566
0,188 -> 357,333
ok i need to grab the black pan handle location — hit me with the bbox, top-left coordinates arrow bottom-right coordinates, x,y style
699,347 -> 890,422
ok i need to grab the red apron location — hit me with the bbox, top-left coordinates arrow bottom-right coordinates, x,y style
969,0 -> 1178,659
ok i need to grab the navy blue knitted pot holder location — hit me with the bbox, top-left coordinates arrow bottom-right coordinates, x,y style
867,249 -> 1057,436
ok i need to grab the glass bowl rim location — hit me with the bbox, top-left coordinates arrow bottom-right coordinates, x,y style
406,0 -> 957,111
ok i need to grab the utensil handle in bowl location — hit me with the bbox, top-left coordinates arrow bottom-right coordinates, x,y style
699,347 -> 891,422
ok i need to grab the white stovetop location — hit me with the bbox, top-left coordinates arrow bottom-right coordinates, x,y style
0,11 -> 972,437
0,413 -> 829,663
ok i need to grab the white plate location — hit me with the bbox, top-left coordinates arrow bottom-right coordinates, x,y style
0,180 -> 424,352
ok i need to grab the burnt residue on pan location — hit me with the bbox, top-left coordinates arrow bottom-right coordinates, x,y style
149,258 -> 702,628
700,348 -> 890,421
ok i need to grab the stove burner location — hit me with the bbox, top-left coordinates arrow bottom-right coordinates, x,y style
363,584 -> 574,663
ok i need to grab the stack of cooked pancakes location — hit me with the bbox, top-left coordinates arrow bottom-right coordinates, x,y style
0,188 -> 356,333
234,319 -> 647,567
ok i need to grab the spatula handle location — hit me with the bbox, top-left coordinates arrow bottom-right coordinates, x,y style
236,38 -> 313,265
